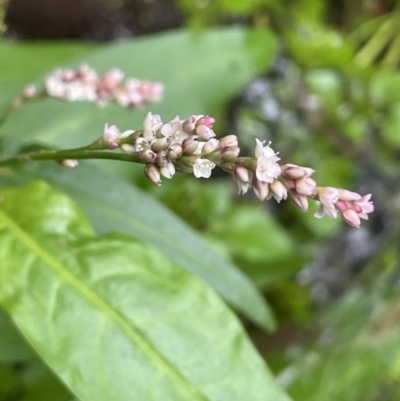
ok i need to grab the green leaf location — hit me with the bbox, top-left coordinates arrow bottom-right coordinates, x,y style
8,159 -> 275,330
0,181 -> 292,401
1,28 -> 276,153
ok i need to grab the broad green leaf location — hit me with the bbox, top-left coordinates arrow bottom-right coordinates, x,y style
0,181 -> 292,401
1,28 -> 276,152
0,156 -> 275,330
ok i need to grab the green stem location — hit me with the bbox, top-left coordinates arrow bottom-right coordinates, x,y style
0,102 -> 16,127
0,148 -> 142,167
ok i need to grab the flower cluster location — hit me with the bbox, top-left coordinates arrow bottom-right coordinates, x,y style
44,64 -> 163,108
103,112 -> 225,183
99,112 -> 374,228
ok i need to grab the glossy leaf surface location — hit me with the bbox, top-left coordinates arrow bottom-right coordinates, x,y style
2,158 -> 275,329
0,181 -> 292,401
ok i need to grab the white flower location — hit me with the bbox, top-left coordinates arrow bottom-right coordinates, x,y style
143,112 -> 163,139
135,137 -> 151,152
193,158 -> 215,178
314,187 -> 339,219
103,124 -> 121,143
254,139 -> 281,183
160,117 -> 189,144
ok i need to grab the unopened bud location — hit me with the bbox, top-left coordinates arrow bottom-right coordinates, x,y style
342,209 -> 361,228
296,176 -> 317,196
218,135 -> 238,148
291,192 -> 309,212
151,137 -> 172,153
281,164 -> 315,179
144,164 -> 162,186
182,136 -> 199,155
196,125 -> 215,140
156,150 -> 168,167
234,166 -> 249,184
252,176 -> 270,201
335,200 -> 349,213
197,116 -> 215,128
270,180 -> 288,203
167,143 -> 183,161
160,162 -> 176,179
221,146 -> 240,162
182,116 -> 197,133
121,144 -> 135,154
338,189 -> 362,202
59,159 -> 79,168
138,149 -> 157,163
202,138 -> 219,155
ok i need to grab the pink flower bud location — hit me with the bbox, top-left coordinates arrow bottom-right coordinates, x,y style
221,146 -> 240,162
196,125 -> 215,140
182,116 -> 197,133
291,192 -> 309,212
167,143 -> 183,161
270,180 -> 288,203
341,209 -> 361,228
218,135 -> 238,148
156,150 -> 168,167
334,200 -> 349,213
252,176 -> 270,201
144,164 -> 162,186
182,137 -> 200,155
281,164 -> 307,180
138,149 -> 157,163
197,116 -> 215,128
234,166 -> 250,184
295,176 -> 317,196
160,162 -> 176,179
202,138 -> 219,155
338,189 -> 362,201
281,178 -> 296,190
151,137 -> 172,153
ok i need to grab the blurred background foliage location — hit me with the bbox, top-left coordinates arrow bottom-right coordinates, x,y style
1,0 -> 400,400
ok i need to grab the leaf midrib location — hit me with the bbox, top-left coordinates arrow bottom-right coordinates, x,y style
0,207 -> 210,401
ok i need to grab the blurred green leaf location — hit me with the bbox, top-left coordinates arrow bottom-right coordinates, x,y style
370,70 -> 400,106
286,23 -> 354,69
382,101 -> 400,148
0,156 -> 275,330
208,205 -> 293,263
0,181 -> 292,401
